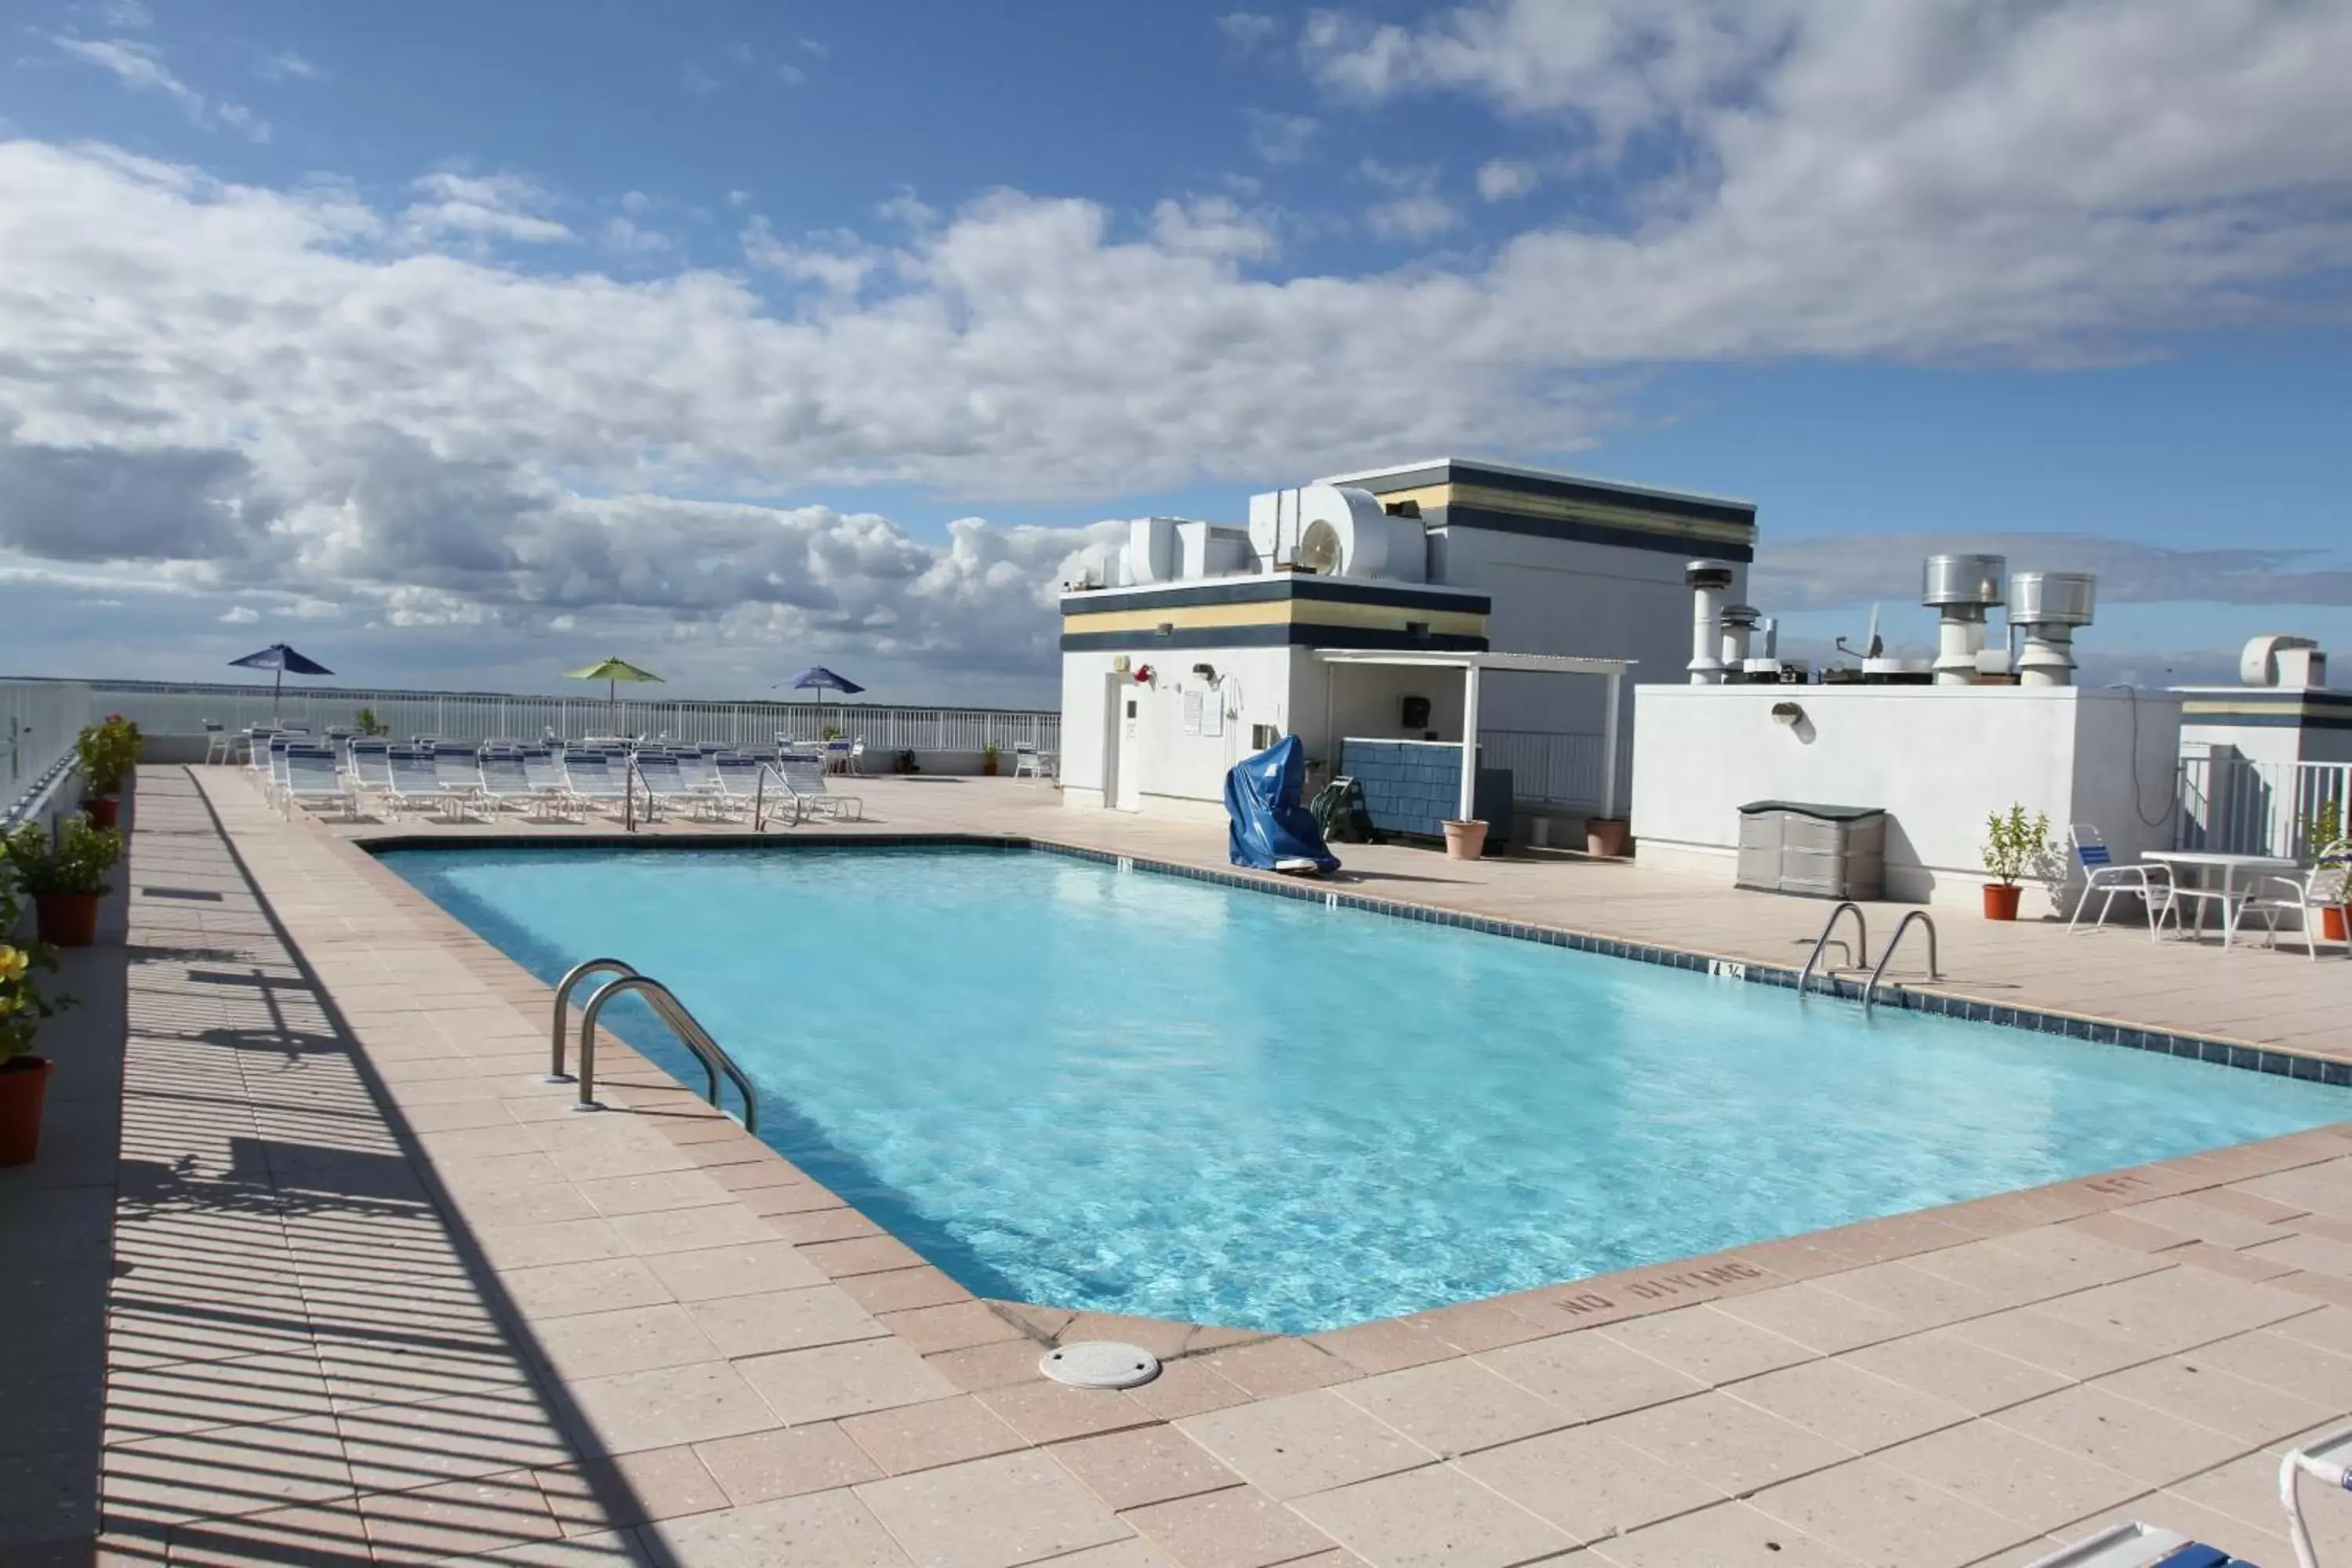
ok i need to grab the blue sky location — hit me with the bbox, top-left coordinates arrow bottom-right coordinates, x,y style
2,0 -> 2348,700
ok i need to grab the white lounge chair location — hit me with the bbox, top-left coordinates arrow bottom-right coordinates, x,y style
477,750 -> 537,815
281,746 -> 358,821
1012,742 -> 1054,782
2064,823 -> 2173,940
430,746 -> 489,815
559,750 -> 632,817
521,748 -> 582,821
347,741 -> 395,815
386,746 -> 469,822
202,720 -> 235,766
779,756 -> 862,821
711,754 -> 797,826
2239,839 -> 2352,961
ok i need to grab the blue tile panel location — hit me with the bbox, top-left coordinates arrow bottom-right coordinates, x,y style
1340,741 -> 1512,843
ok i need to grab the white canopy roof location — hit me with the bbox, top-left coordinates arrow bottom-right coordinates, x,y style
1314,649 -> 1634,677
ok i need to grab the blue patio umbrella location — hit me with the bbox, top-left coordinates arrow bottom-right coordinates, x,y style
229,642 -> 334,724
776,665 -> 864,743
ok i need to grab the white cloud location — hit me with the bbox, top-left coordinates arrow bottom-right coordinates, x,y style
260,52 -> 321,82
1475,158 -> 1539,200
681,64 -> 718,97
219,604 -> 259,623
603,217 -> 670,255
96,1 -> 152,29
51,34 -> 272,142
1245,109 -> 1319,165
1359,160 -> 1461,241
1218,13 -> 1281,51
2,1 -> 2350,684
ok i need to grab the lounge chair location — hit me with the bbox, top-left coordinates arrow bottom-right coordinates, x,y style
1012,742 -> 1054,782
385,746 -> 469,821
672,749 -> 738,816
477,750 -> 537,815
281,745 -> 358,821
347,740 -> 395,814
559,750 -> 632,816
2239,839 -> 2352,961
521,748 -> 583,820
430,746 -> 489,815
779,756 -> 862,821
202,720 -> 235,766
2064,823 -> 2173,939
714,753 -> 797,826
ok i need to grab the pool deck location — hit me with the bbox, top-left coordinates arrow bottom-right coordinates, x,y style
11,764 -> 2352,1565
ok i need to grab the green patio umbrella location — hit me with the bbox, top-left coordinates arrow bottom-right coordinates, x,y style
563,656 -> 663,737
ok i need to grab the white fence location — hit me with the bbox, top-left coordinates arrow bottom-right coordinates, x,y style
2,678 -> 94,831
2176,754 -> 2352,858
48,679 -> 1059,757
1477,728 -> 1619,811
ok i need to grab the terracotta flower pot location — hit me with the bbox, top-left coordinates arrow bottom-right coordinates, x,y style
35,891 -> 100,947
1585,818 -> 1631,858
2325,906 -> 2348,944
1443,818 -> 1489,860
1983,883 -> 2022,921
0,1057 -> 53,1167
83,796 -> 119,829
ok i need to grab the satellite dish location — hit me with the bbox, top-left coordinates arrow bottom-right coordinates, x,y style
1865,602 -> 1883,660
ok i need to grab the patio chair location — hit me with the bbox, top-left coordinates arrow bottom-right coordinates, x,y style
2064,823 -> 2174,939
346,740 -> 395,814
630,750 -> 708,819
779,756 -> 862,821
385,746 -> 470,822
430,746 -> 490,815
559,750 -> 632,816
1012,742 -> 1054,782
477,750 -> 536,815
262,735 -> 296,806
2238,839 -> 2352,962
520,748 -> 583,821
202,720 -> 235,766
673,749 -> 735,811
714,753 -> 798,826
281,745 -> 359,821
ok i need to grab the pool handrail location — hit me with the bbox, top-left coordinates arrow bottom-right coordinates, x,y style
1862,911 -> 1941,1013
1798,901 -> 1869,997
575,974 -> 759,1134
550,956 -> 637,1080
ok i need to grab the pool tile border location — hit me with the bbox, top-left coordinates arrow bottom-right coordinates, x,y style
361,829 -> 2352,1090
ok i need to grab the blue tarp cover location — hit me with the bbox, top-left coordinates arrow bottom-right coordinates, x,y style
1225,735 -> 1340,873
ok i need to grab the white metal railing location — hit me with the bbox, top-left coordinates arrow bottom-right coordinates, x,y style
2176,754 -> 2352,859
2,678 -> 94,832
15,678 -> 1058,757
1476,728 -> 1613,810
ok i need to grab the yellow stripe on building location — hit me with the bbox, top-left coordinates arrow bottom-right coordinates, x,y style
1062,599 -> 1488,638
1377,483 -> 1757,550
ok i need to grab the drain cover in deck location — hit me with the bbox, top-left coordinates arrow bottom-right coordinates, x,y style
1041,1341 -> 1160,1389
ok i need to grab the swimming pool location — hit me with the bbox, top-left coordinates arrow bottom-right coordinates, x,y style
383,845 -> 2351,1334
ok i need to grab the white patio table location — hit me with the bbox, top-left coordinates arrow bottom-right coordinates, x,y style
2141,850 -> 2300,949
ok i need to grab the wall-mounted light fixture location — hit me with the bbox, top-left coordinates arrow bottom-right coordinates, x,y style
1191,662 -> 1218,683
1155,622 -> 1174,638
1770,701 -> 1806,727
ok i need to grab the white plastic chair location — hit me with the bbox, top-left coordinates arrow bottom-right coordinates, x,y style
202,720 -> 234,766
780,756 -> 862,820
281,746 -> 358,821
1012,742 -> 1054,782
2064,823 -> 2174,940
2239,839 -> 2352,962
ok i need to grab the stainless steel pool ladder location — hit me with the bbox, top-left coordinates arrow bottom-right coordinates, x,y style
1798,902 -> 1868,997
549,958 -> 759,1131
1862,911 -> 1940,1013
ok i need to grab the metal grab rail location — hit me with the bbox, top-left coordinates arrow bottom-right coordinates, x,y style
550,957 -> 638,1080
1863,911 -> 1940,1013
751,760 -> 805,833
576,975 -> 759,1133
1798,902 -> 1869,997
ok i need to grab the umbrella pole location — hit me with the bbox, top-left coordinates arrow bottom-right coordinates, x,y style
273,666 -> 283,725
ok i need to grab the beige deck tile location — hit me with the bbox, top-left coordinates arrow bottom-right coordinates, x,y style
1946,1303 -> 2153,1381
474,1217 -> 632,1271
640,1489 -> 912,1568
2192,1325 -> 2352,1406
927,1336 -> 1054,1392
735,1335 -> 960,1425
1726,1356 -> 1974,1453
686,1284 -> 888,1358
103,1413 -> 355,1527
977,1380 -> 1160,1446
1585,1499 -> 1863,1566
856,1450 -> 1131,1568
691,1423 -> 883,1505
525,1302 -> 724,1381
563,1360 -> 782,1455
2093,1351 -> 2339,1443
1127,1358 -> 1258,1422
840,1395 -> 1028,1476
1476,1330 -> 1707,1423
1053,1425 -> 1245,1512
572,1171 -> 737,1218
2169,1240 -> 2299,1282
162,1498 -> 377,1567
607,1203 -> 783,1257
1812,1258 -> 2013,1328
1599,1391 -> 1858,1495
2270,1302 -> 2352,1357
1987,1385 -> 2249,1487
1456,1425 -> 1726,1544
797,1233 -> 929,1277
335,1388 -> 575,1491
2064,1210 -> 2195,1254
1120,1483 -> 1339,1568
879,1299 -> 1030,1355
837,1265 -> 975,1315
1876,1422 -> 2143,1534
101,1350 -> 338,1443
500,1256 -> 676,1320
767,1206 -> 888,1244
533,1445 -> 731,1534
469,1526 -> 660,1565
2197,1186 -> 2313,1225
1398,1297 -> 1558,1355
643,1240 -> 827,1301
447,1181 -> 604,1229
1196,1338 -> 1360,1399
2114,1194 -> 2290,1250
1748,1457 -> 2028,1568
2169,1450 -> 2352,1557
2035,1265 -> 2318,1355
1839,1325 -> 2072,1415
1331,1356 -> 1575,1458
1289,1461 -> 1573,1568
1047,1312 -> 1201,1360
1044,1541 -> 1188,1568
1710,1279 -> 1914,1356
1307,1318 -> 1458,1377
354,1469 -> 563,1563
1178,1389 -> 1436,1502
1599,1305 -> 1817,1384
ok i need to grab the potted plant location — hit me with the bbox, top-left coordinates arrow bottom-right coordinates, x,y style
0,883 -> 68,1166
1443,818 -> 1488,860
3,817 -> 124,947
2303,800 -> 2348,942
353,706 -> 390,738
74,713 -> 140,829
982,743 -> 1000,777
1585,818 -> 1631,858
1982,804 -> 2049,920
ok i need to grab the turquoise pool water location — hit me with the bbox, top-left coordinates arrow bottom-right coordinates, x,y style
383,846 -> 2350,1334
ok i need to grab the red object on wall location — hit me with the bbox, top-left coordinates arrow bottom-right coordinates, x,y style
1133,666 -> 1155,684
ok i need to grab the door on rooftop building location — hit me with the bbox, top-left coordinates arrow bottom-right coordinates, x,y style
1107,674 -> 1142,811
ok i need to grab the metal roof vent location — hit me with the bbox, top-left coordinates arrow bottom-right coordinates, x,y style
1922,554 -> 2005,686
1040,1341 -> 1161,1389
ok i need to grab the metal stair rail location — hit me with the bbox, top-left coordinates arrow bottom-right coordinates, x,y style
548,957 -> 759,1131
751,759 -> 806,833
1798,901 -> 1869,997
1862,910 -> 1941,1013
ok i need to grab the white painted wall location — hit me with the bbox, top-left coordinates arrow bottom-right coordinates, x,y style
1060,645 -> 1304,818
1631,685 -> 2183,906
